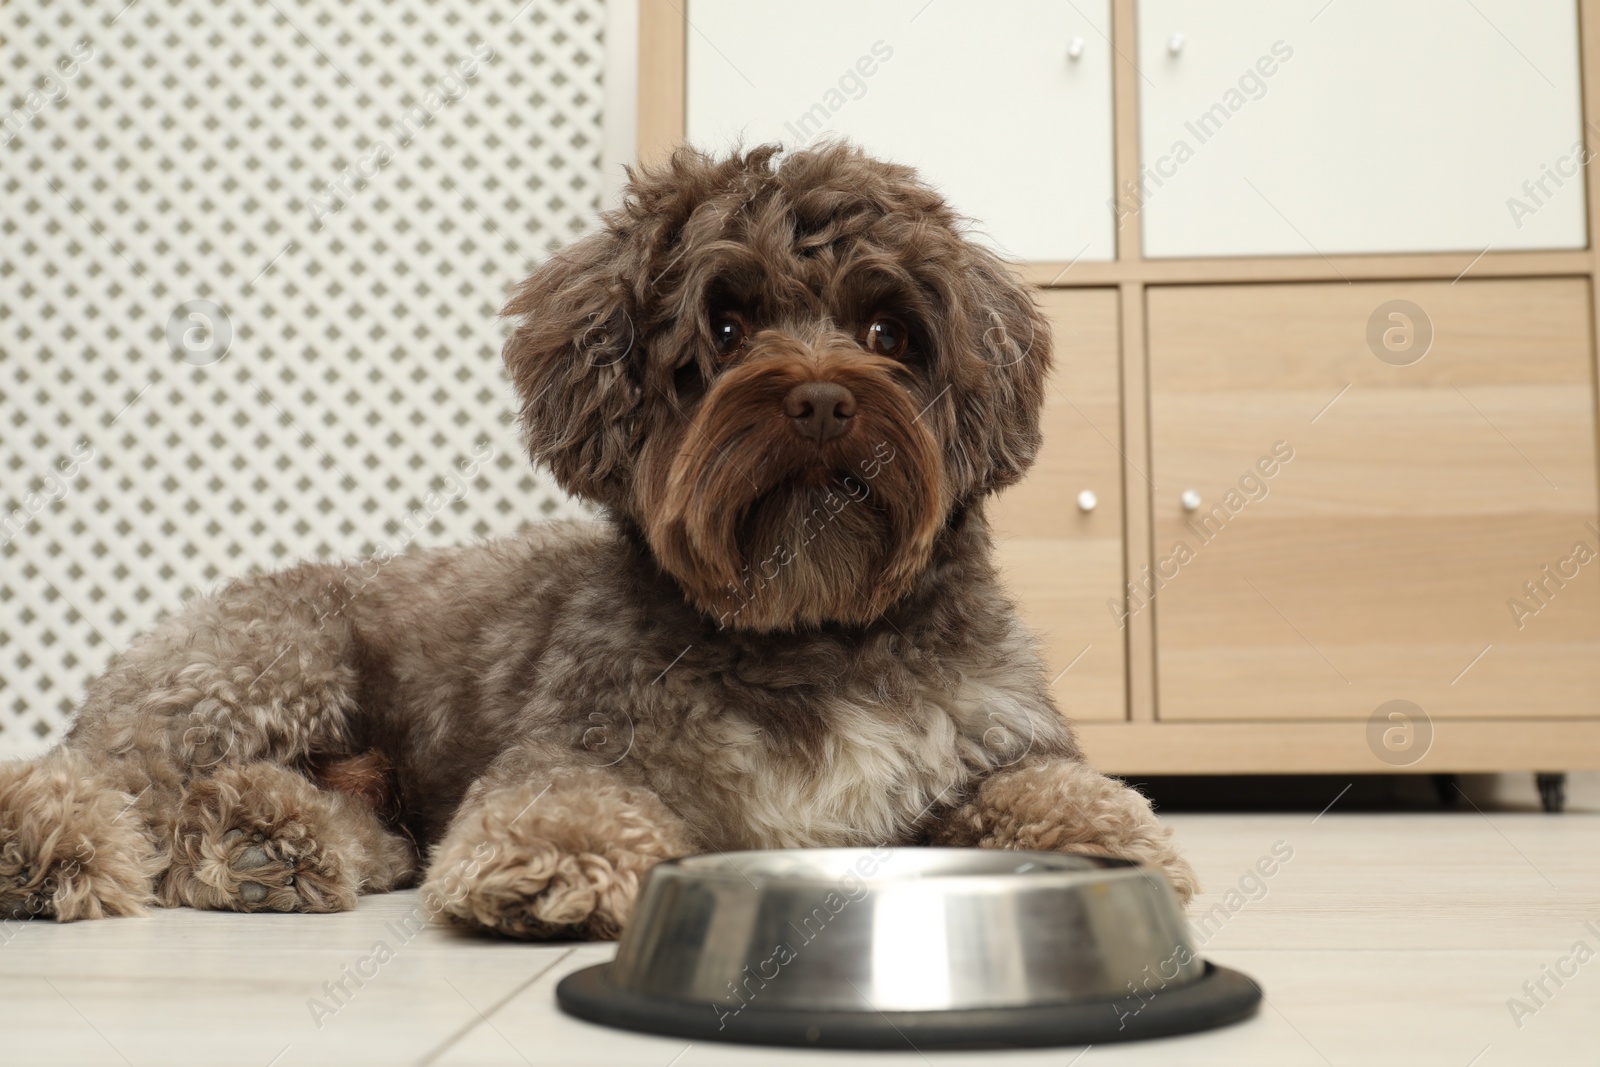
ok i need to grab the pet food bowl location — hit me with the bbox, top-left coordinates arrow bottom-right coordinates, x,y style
556,848 -> 1260,1049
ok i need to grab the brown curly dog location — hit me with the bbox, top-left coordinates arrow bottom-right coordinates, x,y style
0,143 -> 1196,936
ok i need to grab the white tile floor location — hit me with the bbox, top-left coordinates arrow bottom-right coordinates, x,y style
3,805 -> 1598,1067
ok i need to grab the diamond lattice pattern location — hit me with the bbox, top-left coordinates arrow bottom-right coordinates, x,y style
0,0 -> 605,756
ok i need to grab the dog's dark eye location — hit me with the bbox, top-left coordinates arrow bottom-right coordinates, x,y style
711,314 -> 745,356
863,317 -> 907,358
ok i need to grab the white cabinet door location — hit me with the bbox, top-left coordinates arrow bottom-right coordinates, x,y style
686,0 -> 1115,263
1137,0 -> 1586,258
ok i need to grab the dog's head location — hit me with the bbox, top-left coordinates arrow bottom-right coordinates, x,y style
503,143 -> 1050,631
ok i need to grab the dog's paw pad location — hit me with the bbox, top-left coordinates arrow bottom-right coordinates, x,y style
212,828 -> 327,912
168,816 -> 352,914
0,873 -> 51,921
218,828 -> 273,870
234,845 -> 272,870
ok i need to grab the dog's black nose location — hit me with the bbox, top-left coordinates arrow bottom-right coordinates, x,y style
783,381 -> 855,443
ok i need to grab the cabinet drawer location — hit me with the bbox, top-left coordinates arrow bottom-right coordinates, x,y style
685,0 -> 1115,262
1136,0 -> 1586,257
992,289 -> 1126,721
1148,278 -> 1600,721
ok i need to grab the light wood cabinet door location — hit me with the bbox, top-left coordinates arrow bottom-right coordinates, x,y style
1148,279 -> 1600,722
991,289 -> 1126,721
1136,0 -> 1586,257
684,0 -> 1116,263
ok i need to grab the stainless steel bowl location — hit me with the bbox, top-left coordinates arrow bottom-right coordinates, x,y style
556,848 -> 1261,1049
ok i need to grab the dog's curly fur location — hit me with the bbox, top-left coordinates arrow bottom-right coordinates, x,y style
0,143 -> 1195,933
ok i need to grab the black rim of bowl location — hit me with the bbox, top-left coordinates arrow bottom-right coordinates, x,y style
555,959 -> 1263,1050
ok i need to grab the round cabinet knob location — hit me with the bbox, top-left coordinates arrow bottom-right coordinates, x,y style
1167,33 -> 1185,55
1067,36 -> 1085,61
1180,489 -> 1202,512
1076,489 -> 1097,513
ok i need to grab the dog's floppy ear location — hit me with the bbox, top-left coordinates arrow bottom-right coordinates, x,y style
957,250 -> 1053,497
502,228 -> 641,509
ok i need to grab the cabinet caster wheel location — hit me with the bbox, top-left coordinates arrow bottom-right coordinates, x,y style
1535,772 -> 1567,813
1431,773 -> 1460,807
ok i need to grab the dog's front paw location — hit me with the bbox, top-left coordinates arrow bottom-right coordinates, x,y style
935,761 -> 1200,905
424,834 -> 644,939
163,762 -> 414,913
1148,848 -> 1199,904
0,752 -> 160,921
423,774 -> 692,940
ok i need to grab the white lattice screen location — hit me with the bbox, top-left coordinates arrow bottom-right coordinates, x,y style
0,0 -> 616,758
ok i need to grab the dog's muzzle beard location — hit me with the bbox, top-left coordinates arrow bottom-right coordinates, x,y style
644,347 -> 945,632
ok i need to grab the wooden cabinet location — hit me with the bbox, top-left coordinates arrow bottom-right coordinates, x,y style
682,0 -> 1116,262
1148,279 -> 1600,721
991,289 -> 1127,721
641,0 -> 1600,775
1136,0 -> 1587,257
